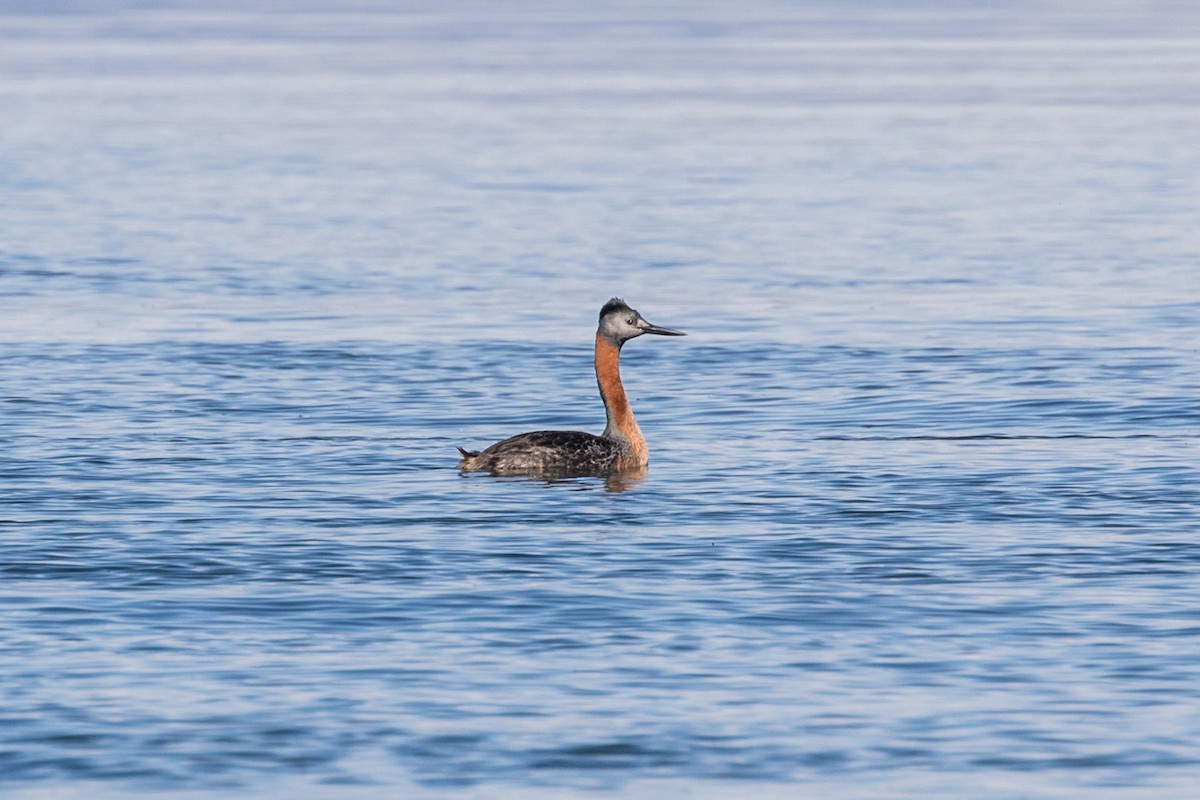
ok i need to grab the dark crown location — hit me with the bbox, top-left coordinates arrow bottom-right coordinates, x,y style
599,297 -> 632,320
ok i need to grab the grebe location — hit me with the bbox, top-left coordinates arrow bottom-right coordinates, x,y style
457,298 -> 685,476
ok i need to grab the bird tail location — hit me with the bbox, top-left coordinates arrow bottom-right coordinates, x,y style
457,446 -> 484,471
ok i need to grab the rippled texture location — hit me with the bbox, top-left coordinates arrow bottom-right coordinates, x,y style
2,2 -> 1199,798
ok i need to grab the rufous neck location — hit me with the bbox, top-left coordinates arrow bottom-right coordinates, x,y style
595,333 -> 643,448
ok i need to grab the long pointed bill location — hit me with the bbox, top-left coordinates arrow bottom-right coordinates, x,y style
640,321 -> 686,336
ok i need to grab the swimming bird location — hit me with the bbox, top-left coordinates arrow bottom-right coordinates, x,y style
457,298 -> 685,476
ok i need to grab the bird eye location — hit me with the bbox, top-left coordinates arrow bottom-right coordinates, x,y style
627,316 -> 636,325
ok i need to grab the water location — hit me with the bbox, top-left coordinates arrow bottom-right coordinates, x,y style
2,2 -> 1199,797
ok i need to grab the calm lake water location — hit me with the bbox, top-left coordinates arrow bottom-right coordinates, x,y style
2,2 -> 1198,798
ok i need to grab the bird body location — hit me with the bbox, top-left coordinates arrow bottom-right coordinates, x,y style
457,430 -> 627,475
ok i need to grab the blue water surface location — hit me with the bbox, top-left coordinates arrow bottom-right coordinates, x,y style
1,2 -> 1198,798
